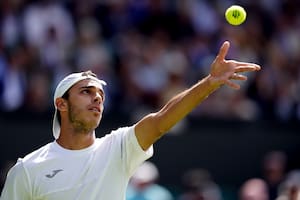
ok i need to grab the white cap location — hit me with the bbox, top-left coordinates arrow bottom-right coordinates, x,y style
52,71 -> 106,139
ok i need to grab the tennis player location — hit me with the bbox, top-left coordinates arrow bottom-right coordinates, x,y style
0,41 -> 260,200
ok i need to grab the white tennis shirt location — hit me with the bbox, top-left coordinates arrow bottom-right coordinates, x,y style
0,126 -> 153,200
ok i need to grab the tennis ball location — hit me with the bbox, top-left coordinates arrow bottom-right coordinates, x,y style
225,5 -> 247,26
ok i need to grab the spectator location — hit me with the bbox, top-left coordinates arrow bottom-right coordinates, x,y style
262,151 -> 287,200
127,161 -> 174,200
239,178 -> 269,200
276,170 -> 300,200
1,45 -> 27,111
178,168 -> 223,200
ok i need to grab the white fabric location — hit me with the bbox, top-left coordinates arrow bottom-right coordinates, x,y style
0,126 -> 153,200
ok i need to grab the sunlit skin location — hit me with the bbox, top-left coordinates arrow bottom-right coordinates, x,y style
56,79 -> 105,150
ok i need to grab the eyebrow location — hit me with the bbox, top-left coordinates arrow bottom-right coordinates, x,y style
79,86 -> 104,95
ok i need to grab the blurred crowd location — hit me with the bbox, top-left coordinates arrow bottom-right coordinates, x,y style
0,0 -> 300,122
124,150 -> 300,200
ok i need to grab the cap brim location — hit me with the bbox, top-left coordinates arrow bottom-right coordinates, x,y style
52,109 -> 60,139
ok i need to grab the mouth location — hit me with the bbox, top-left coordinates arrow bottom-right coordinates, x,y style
88,106 -> 101,113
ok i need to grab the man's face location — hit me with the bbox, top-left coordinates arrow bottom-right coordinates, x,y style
65,79 -> 105,133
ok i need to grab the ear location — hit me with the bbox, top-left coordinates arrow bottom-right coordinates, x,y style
55,97 -> 68,112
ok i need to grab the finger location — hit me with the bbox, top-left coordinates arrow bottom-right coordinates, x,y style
230,61 -> 261,69
230,73 -> 247,81
216,41 -> 230,61
224,80 -> 240,90
234,65 -> 261,73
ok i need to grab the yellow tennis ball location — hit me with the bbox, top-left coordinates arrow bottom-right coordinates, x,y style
225,5 -> 247,26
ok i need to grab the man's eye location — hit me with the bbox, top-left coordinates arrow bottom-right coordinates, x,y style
82,90 -> 90,94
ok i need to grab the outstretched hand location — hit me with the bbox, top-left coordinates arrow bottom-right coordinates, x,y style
209,41 -> 261,89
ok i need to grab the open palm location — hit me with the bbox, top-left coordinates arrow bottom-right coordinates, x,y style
210,41 -> 261,89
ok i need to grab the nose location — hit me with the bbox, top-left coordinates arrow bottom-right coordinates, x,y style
94,92 -> 103,104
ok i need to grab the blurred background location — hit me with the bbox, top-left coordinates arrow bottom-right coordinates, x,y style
0,0 -> 300,199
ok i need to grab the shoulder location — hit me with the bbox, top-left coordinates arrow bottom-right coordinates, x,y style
4,142 -> 53,182
7,158 -> 26,177
1,159 -> 32,199
110,126 -> 134,136
21,142 -> 54,167
98,126 -> 135,143
94,126 -> 135,152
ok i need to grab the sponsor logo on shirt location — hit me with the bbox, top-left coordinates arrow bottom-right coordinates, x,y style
45,169 -> 63,178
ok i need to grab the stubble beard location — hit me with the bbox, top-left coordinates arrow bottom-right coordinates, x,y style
68,103 -> 100,135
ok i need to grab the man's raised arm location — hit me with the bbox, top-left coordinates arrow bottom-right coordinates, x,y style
134,41 -> 261,150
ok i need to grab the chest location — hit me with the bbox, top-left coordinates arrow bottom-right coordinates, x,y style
30,149 -> 125,199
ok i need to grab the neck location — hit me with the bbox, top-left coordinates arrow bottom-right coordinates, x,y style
56,129 -> 96,150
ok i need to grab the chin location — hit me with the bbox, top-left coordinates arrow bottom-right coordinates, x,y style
90,119 -> 101,129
